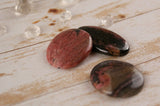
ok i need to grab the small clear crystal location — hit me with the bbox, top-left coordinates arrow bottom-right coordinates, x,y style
15,0 -> 31,15
100,15 -> 115,28
60,10 -> 72,22
24,25 -> 40,39
0,25 -> 7,36
59,0 -> 80,6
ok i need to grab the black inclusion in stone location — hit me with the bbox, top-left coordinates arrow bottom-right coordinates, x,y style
79,26 -> 130,56
73,29 -> 81,35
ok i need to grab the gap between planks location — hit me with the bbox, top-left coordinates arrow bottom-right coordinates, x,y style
14,55 -> 160,105
0,7 -> 160,55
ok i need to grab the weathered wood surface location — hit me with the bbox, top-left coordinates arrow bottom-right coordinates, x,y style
0,0 -> 160,53
0,0 -> 160,106
17,57 -> 160,106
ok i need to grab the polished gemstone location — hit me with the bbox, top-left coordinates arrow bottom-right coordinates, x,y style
90,60 -> 144,98
79,26 -> 129,56
47,29 -> 92,69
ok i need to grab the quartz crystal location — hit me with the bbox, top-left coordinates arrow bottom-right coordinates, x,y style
24,25 -> 40,39
59,0 -> 80,7
0,25 -> 7,36
15,0 -> 31,15
90,60 -> 144,98
100,15 -> 115,28
60,10 -> 72,22
47,29 -> 92,69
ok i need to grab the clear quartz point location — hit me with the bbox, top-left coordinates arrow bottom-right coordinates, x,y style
15,0 -> 31,15
100,15 -> 115,28
24,25 -> 40,39
59,0 -> 80,7
60,10 -> 72,22
0,25 -> 7,36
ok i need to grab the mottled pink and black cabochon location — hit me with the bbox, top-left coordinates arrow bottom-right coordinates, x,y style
90,60 -> 144,98
47,29 -> 92,69
79,26 -> 130,56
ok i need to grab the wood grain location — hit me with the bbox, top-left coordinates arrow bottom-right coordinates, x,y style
0,0 -> 159,54
0,8 -> 160,105
0,0 -> 160,106
16,57 -> 160,106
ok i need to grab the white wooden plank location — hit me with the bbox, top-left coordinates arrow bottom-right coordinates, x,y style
0,0 -> 13,10
0,0 -> 160,53
0,8 -> 160,105
17,57 -> 160,106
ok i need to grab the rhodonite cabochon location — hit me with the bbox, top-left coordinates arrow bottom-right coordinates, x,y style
47,29 -> 92,69
79,26 -> 130,56
90,60 -> 144,98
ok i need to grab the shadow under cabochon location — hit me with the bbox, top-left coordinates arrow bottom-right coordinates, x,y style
79,26 -> 130,56
90,60 -> 144,98
47,29 -> 92,69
